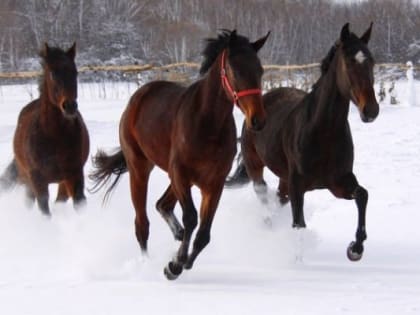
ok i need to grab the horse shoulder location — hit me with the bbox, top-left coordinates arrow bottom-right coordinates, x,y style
13,99 -> 43,151
249,87 -> 306,177
16,99 -> 40,123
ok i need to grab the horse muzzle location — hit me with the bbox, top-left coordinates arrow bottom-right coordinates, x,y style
250,115 -> 266,131
352,89 -> 379,123
360,102 -> 379,123
62,100 -> 78,117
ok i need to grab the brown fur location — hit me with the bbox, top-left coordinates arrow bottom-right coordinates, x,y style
90,30 -> 269,279
0,43 -> 89,215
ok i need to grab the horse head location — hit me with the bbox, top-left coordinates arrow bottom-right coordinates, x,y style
222,30 -> 270,130
201,30 -> 270,131
40,43 -> 78,118
335,23 -> 379,122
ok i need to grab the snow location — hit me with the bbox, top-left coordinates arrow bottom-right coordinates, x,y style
0,80 -> 420,314
407,62 -> 417,107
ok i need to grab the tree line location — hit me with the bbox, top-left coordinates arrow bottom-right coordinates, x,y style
0,0 -> 419,72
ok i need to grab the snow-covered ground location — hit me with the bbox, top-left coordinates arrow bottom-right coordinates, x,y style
0,80 -> 419,315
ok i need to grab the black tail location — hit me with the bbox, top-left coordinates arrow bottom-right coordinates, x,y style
225,152 -> 251,188
89,149 -> 127,202
0,159 -> 18,192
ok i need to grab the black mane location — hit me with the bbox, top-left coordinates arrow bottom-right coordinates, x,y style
199,29 -> 253,75
320,41 -> 339,75
320,30 -> 371,77
310,43 -> 338,91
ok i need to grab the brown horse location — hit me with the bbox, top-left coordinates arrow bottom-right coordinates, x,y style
226,23 -> 379,261
0,43 -> 89,216
90,30 -> 269,280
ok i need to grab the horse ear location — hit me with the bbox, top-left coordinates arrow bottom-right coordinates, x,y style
251,31 -> 271,52
230,29 -> 237,41
340,23 -> 351,42
40,42 -> 50,59
67,42 -> 76,60
360,22 -> 373,44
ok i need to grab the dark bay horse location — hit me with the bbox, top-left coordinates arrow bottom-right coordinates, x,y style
0,43 -> 89,216
226,23 -> 379,261
90,30 -> 269,280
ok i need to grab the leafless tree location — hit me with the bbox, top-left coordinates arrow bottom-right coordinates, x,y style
0,0 -> 419,71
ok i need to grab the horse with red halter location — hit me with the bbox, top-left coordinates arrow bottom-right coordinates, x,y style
0,43 -> 89,216
90,30 -> 269,280
226,23 -> 379,261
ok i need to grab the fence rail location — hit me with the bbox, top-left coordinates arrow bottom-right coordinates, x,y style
0,62 -> 418,79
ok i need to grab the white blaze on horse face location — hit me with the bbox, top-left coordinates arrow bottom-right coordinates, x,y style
355,50 -> 366,64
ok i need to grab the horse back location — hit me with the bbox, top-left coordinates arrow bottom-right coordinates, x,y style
120,79 -> 237,185
250,86 -> 354,188
260,87 -> 307,140
264,87 -> 307,112
120,81 -> 187,171
242,87 -> 306,176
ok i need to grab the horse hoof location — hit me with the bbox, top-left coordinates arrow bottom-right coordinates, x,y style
163,262 -> 183,280
41,211 -> 52,218
184,260 -> 193,270
347,241 -> 363,262
74,198 -> 87,210
292,222 -> 306,229
164,266 -> 178,280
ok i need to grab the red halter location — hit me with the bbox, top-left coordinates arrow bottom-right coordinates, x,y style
220,50 -> 262,106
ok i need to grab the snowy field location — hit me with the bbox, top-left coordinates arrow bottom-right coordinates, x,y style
0,80 -> 419,314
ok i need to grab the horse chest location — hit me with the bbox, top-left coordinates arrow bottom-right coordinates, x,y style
175,123 -> 236,184
299,137 -> 354,186
27,124 -> 84,175
186,133 -> 236,167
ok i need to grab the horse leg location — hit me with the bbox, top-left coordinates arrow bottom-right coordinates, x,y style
128,161 -> 153,254
277,180 -> 289,206
24,185 -> 35,208
184,183 -> 223,270
242,138 -> 267,204
29,171 -> 50,216
164,168 -> 197,280
56,182 -> 69,203
288,171 -> 306,228
330,173 -> 368,261
253,178 -> 268,204
156,185 -> 184,241
55,172 -> 86,209
68,173 -> 87,210
240,130 -> 268,203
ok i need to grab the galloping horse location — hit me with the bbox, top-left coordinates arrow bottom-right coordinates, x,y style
90,30 -> 269,279
226,23 -> 379,261
0,43 -> 89,216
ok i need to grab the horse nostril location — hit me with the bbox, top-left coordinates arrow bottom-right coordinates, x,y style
63,101 -> 78,114
251,116 -> 265,131
251,117 -> 258,128
363,103 -> 379,122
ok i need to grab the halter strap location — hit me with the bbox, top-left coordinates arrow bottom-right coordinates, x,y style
220,50 -> 262,106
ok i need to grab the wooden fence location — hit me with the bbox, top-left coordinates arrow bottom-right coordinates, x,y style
0,61 -> 416,100
0,62 -> 418,79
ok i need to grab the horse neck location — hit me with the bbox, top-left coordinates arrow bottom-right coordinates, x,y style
197,55 -> 233,125
39,81 -> 66,131
310,59 -> 350,130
